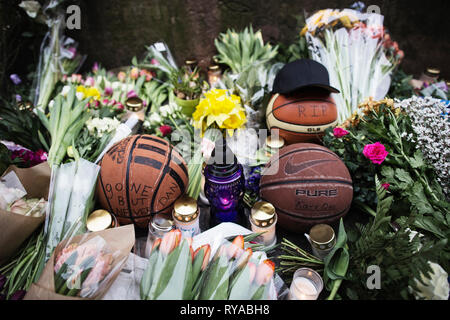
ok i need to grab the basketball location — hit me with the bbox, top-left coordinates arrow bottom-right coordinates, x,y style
259,143 -> 353,232
266,88 -> 338,145
96,134 -> 189,228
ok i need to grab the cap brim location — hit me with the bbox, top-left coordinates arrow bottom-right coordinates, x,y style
273,84 -> 340,95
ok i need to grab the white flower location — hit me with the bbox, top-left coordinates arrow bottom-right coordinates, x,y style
48,100 -> 55,109
149,112 -> 162,125
143,120 -> 150,128
76,91 -> 85,100
411,262 -> 449,300
111,81 -> 121,90
61,85 -> 71,97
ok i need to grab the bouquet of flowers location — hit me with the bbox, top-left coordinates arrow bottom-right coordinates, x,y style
140,231 -> 277,300
24,225 -> 134,300
323,98 -> 450,272
53,236 -> 120,297
302,8 -> 403,123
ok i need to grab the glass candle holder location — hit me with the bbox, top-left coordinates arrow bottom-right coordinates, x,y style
249,201 -> 277,246
207,64 -> 222,88
144,213 -> 174,258
308,224 -> 336,261
172,195 -> 201,239
288,268 -> 323,300
204,139 -> 245,227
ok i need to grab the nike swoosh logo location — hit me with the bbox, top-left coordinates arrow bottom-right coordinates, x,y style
284,158 -> 337,175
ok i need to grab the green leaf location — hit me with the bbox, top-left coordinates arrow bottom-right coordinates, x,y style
381,166 -> 395,180
409,150 -> 425,169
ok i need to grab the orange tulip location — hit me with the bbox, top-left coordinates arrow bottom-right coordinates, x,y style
235,247 -> 253,270
194,244 -> 211,271
227,235 -> 245,259
255,259 -> 275,286
130,67 -> 139,80
160,229 -> 182,255
247,262 -> 257,283
150,238 -> 162,254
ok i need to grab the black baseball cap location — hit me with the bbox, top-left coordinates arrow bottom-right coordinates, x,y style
272,59 -> 340,94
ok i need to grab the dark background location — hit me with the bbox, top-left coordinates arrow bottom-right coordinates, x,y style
1,0 -> 450,98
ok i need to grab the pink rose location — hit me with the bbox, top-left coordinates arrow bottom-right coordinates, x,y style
363,142 -> 389,165
333,127 -> 349,138
382,183 -> 390,190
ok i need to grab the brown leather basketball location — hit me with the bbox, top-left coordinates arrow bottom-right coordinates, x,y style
96,134 -> 189,228
259,143 -> 353,232
266,88 -> 338,145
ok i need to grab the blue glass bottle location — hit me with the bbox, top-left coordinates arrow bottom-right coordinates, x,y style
204,138 -> 245,227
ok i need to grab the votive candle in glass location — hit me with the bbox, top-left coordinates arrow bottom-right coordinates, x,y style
249,201 -> 277,246
288,268 -> 323,300
172,195 -> 200,239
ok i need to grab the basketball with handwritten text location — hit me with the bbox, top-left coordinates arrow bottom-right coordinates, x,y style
260,143 -> 352,232
266,88 -> 338,145
96,134 -> 189,228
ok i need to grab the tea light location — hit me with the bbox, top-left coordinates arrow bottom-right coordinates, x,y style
288,268 -> 323,300
249,201 -> 277,246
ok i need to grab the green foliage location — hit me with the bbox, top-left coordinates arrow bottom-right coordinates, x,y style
323,101 -> 450,271
214,25 -> 279,74
343,176 -> 446,300
0,98 -> 49,152
387,68 -> 416,100
169,67 -> 203,100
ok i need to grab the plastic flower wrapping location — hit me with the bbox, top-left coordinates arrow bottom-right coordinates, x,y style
139,230 -> 279,300
303,8 -> 403,123
53,235 -> 125,298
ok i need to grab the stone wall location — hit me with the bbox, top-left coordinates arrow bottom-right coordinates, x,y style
1,0 -> 449,95
70,0 -> 449,79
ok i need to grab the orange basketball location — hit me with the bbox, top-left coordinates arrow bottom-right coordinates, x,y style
266,88 -> 338,145
260,143 -> 353,232
96,134 -> 189,228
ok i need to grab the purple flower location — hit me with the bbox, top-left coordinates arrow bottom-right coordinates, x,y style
10,74 -> 21,85
10,290 -> 26,300
92,62 -> 99,73
15,94 -> 22,102
67,47 -> 77,59
245,166 -> 262,194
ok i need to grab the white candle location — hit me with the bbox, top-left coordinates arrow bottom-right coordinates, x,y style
289,277 -> 319,300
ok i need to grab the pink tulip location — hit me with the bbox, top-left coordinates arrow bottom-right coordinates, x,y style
127,90 -> 138,99
104,87 -> 113,96
92,62 -> 99,73
382,183 -> 390,190
151,58 -> 160,66
85,77 -> 95,87
254,259 -> 275,286
116,103 -> 124,111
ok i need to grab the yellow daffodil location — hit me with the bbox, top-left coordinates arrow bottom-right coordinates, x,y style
76,85 -> 101,102
193,89 -> 246,137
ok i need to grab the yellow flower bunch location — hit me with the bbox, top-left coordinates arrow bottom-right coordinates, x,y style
76,85 -> 101,101
300,9 -> 360,36
193,89 -> 246,137
342,97 -> 402,128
